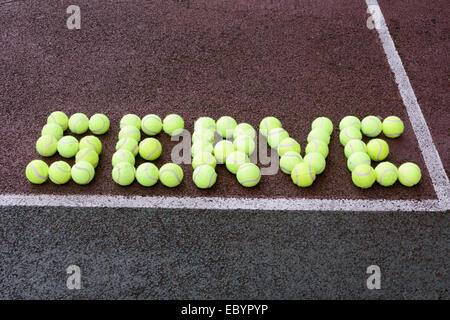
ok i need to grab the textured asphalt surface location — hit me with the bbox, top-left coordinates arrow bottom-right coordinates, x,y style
0,0 -> 448,300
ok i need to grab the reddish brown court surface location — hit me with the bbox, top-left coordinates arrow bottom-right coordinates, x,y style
0,0 -> 440,200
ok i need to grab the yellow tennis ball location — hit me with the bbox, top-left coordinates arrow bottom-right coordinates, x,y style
192,152 -> 216,169
26,160 -> 48,184
139,138 -> 162,161
226,151 -> 249,174
234,135 -> 256,155
374,162 -> 398,187
71,161 -> 95,185
339,126 -> 362,146
305,139 -> 329,158
141,114 -> 163,136
382,116 -> 404,138
48,161 -> 71,184
398,162 -> 421,187
291,162 -> 316,187
307,127 -> 330,145
191,140 -> 213,157
304,152 -> 326,175
347,152 -> 371,172
116,137 -> 139,156
311,117 -> 333,135
118,125 -> 141,142
57,136 -> 79,158
267,128 -> 289,148
277,137 -> 301,156
159,163 -> 184,187
41,123 -> 64,140
194,117 -> 216,131
259,116 -> 282,137
352,164 -> 376,188
163,114 -> 184,136
233,123 -> 256,140
344,139 -> 367,158
68,113 -> 89,134
192,129 -> 215,144
339,116 -> 361,131
236,163 -> 261,187
216,116 -> 237,139
279,151 -> 303,174
75,148 -> 99,168
47,111 -> 69,131
79,135 -> 102,155
193,164 -> 217,189
214,140 -> 235,164
36,135 -> 58,157
112,149 -> 135,167
367,138 -> 389,161
89,113 -> 110,135
361,115 -> 382,137
112,162 -> 135,186
135,163 -> 159,187
120,114 -> 141,130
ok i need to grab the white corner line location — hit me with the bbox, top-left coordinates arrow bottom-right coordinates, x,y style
365,0 -> 449,207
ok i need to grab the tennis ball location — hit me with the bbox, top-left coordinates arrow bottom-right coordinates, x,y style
344,139 -> 367,158
375,162 -> 398,187
382,116 -> 404,138
163,114 -> 184,136
116,137 -> 139,156
191,140 -> 214,157
159,163 -> 184,187
291,162 -> 316,187
398,162 -> 421,187
139,138 -> 162,161
195,117 -> 216,131
277,137 -> 301,157
234,135 -> 256,155
47,111 -> 69,131
36,135 -> 58,157
361,115 -> 382,137
41,123 -> 64,140
214,140 -> 235,164
120,114 -> 141,130
193,164 -> 217,189
367,138 -> 389,161
339,127 -> 362,146
236,163 -> 261,187
68,113 -> 89,134
307,128 -> 330,145
226,151 -> 249,174
216,116 -> 237,139
192,129 -> 215,144
259,116 -> 282,137
89,113 -> 110,135
75,148 -> 99,168
118,125 -> 141,142
71,161 -> 95,185
311,117 -> 333,135
112,162 -> 135,186
279,151 -> 303,174
233,123 -> 256,140
57,136 -> 79,158
339,116 -> 361,131
192,152 -> 216,169
79,135 -> 102,155
352,164 -> 376,189
267,128 -> 289,148
305,140 -> 329,158
304,152 -> 326,174
135,163 -> 159,187
112,149 -> 135,167
141,114 -> 163,136
26,160 -> 48,184
347,152 -> 371,172
48,161 -> 71,184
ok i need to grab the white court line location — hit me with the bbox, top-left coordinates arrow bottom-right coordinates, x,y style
0,1 -> 448,212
